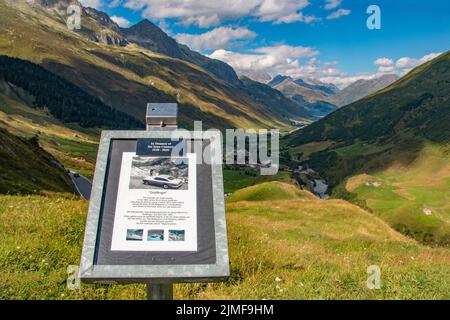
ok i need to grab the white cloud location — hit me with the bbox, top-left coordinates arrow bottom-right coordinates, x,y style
374,57 -> 394,67
79,0 -> 103,9
255,0 -> 316,24
324,52 -> 443,89
176,27 -> 256,51
395,53 -> 441,74
393,52 -> 441,75
110,15 -> 131,27
324,0 -> 341,10
374,58 -> 395,74
326,9 -> 351,20
108,0 -> 122,8
209,45 -> 333,80
123,0 -> 314,28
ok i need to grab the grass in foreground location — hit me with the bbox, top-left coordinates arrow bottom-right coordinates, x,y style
1,182 -> 449,300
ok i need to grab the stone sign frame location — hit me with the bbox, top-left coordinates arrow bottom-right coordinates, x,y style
79,130 -> 229,284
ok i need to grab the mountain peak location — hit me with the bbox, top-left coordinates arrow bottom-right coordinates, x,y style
121,19 -> 184,60
134,19 -> 158,27
125,19 -> 167,36
267,75 -> 292,87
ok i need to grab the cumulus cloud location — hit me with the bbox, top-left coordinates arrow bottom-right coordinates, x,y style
374,57 -> 394,67
79,0 -> 103,9
212,47 -> 443,89
123,0 -> 315,28
323,52 -> 443,89
176,27 -> 256,51
255,0 -> 317,24
110,15 -> 131,27
394,53 -> 441,74
324,0 -> 341,10
374,57 -> 395,74
208,45 -> 340,81
326,8 -> 351,20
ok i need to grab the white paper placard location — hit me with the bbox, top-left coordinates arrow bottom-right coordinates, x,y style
111,152 -> 197,251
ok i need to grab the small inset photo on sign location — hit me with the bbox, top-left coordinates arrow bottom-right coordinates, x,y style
129,156 -> 189,190
147,229 -> 164,241
168,230 -> 185,241
126,229 -> 143,241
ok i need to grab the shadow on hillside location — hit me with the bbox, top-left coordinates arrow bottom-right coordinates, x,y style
289,136 -> 432,187
42,56 -> 240,130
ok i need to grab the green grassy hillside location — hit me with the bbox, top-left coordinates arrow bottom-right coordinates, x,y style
0,82 -> 99,179
227,181 -> 316,203
0,127 -> 73,194
335,144 -> 450,246
1,182 -> 449,299
283,51 -> 450,246
287,51 -> 450,150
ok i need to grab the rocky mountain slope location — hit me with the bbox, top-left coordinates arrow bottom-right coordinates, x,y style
269,73 -> 400,117
268,75 -> 339,118
0,0 -> 308,130
333,74 -> 400,107
269,75 -> 339,103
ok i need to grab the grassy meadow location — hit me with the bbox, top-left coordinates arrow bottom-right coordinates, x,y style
340,143 -> 450,246
1,182 -> 449,300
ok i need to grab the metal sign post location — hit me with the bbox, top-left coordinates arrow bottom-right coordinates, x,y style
79,103 -> 229,301
146,103 -> 178,300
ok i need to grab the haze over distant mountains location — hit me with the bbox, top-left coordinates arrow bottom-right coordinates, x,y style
332,74 -> 400,106
285,50 -> 450,184
267,73 -> 400,115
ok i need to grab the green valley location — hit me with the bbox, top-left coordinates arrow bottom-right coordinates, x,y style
283,51 -> 450,246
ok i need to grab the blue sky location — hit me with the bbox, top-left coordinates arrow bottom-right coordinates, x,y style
82,0 -> 450,87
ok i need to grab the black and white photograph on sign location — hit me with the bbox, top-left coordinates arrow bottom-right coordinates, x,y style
111,152 -> 197,252
129,156 -> 189,190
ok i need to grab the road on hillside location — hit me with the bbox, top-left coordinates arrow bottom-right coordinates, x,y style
69,172 -> 92,201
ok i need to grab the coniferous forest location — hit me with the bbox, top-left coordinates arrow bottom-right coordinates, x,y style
0,55 -> 143,129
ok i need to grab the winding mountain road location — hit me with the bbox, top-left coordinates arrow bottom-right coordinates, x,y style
69,172 -> 92,201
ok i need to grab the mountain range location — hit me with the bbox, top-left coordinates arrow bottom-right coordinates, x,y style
0,0 -> 310,131
268,73 -> 399,118
282,50 -> 450,245
284,50 -> 450,183
332,74 -> 400,107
